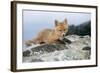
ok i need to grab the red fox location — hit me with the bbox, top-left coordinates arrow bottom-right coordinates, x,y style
25,19 -> 68,46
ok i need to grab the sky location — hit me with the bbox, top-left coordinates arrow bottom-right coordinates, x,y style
22,10 -> 91,42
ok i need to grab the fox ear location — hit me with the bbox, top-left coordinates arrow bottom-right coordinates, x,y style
55,20 -> 58,26
64,18 -> 67,24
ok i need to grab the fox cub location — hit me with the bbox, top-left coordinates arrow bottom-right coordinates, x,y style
25,19 -> 68,46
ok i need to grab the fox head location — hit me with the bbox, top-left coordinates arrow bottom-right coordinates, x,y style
54,19 -> 68,40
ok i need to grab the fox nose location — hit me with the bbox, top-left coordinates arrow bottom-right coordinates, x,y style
63,34 -> 65,37
62,33 -> 65,37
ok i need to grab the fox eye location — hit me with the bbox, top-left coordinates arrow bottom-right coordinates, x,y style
64,29 -> 66,31
59,30 -> 62,31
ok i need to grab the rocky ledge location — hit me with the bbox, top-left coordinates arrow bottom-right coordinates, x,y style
23,35 -> 91,62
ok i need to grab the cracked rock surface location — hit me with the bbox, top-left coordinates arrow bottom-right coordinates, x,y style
23,35 -> 91,62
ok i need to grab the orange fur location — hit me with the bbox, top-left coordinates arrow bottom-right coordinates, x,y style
25,19 -> 68,46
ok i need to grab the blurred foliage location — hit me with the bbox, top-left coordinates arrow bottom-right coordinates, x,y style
67,21 -> 91,36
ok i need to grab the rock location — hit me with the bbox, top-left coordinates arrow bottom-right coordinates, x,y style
23,50 -> 31,57
31,59 -> 43,62
23,43 -> 69,57
82,46 -> 91,50
23,35 -> 91,62
63,38 -> 72,44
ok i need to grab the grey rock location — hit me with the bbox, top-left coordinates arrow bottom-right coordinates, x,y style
23,50 -> 31,57
23,35 -> 91,62
82,46 -> 91,50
